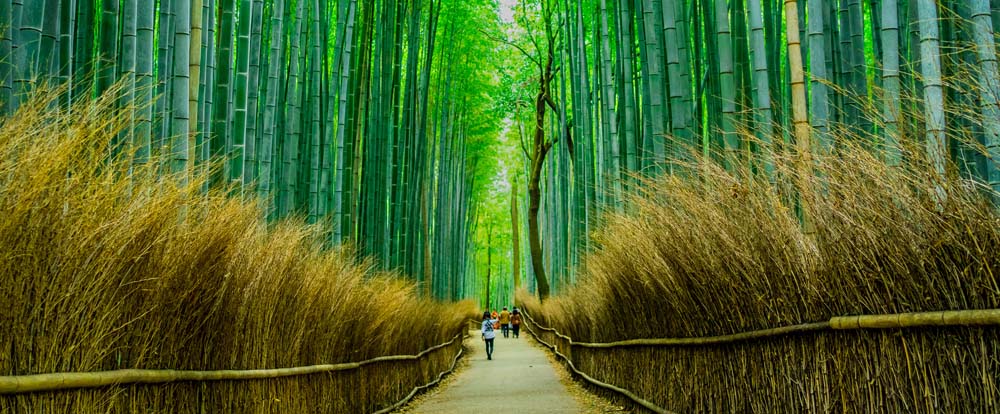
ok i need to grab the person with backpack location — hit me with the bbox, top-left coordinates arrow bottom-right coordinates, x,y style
481,311 -> 498,360
510,308 -> 522,338
498,307 -> 512,338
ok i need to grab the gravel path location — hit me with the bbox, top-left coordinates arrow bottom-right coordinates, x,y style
400,329 -> 611,414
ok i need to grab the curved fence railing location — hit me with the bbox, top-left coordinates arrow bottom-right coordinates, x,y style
521,308 -> 1000,414
0,331 -> 467,414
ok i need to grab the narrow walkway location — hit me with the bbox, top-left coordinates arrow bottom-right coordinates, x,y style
407,329 -> 583,413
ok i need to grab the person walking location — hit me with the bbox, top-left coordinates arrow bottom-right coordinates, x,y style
481,311 -> 498,360
498,307 -> 512,338
491,309 -> 500,330
510,308 -> 522,338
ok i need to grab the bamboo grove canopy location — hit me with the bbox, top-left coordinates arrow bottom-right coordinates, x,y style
2,0 -> 999,299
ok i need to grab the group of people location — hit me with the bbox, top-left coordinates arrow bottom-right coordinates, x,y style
480,306 -> 522,360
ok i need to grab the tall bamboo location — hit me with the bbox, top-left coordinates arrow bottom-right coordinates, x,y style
716,0 -> 739,168
747,0 -> 775,176
135,0 -> 154,165
807,0 -> 830,152
971,0 -> 1000,193
232,0 -> 254,189
171,0 -> 192,183
258,0 -> 286,207
882,0 -> 902,165
917,0 -> 946,183
785,0 -> 813,235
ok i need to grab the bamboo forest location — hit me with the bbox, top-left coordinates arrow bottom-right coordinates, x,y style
2,0 -> 1000,412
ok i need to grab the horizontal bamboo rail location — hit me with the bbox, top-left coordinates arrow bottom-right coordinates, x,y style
523,308 -> 1000,349
830,309 -> 1000,329
520,308 -> 1000,414
0,332 -> 463,395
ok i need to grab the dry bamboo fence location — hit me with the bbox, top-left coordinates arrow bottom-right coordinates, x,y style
521,308 -> 1000,413
0,332 -> 466,413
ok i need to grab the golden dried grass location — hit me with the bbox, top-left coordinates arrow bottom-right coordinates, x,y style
520,78 -> 1000,412
0,87 -> 476,412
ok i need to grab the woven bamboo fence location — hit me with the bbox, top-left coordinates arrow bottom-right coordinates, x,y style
521,309 -> 1000,413
0,332 -> 465,413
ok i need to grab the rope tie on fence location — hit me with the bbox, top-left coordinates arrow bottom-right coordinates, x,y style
0,332 -> 464,395
519,308 -> 1000,414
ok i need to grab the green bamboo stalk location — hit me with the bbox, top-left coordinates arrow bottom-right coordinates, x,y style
72,0 -> 95,103
12,0 -> 41,106
280,0 -> 305,216
38,0 -> 56,79
244,0 -> 263,186
38,0 -> 57,79
157,0 -> 176,150
1,0 -> 13,114
848,0 -> 871,135
95,0 -> 117,96
748,0 -> 775,177
258,0 -> 286,205
121,0 -> 139,158
333,0 -> 358,242
616,0 -> 637,180
597,0 -> 621,211
171,0 -> 191,183
917,0 -> 946,186
640,0 -> 666,172
197,0 -> 216,171
232,0 -> 254,190
882,0 -> 902,166
307,0 -> 325,224
716,0 -> 739,168
211,0 -> 235,184
135,0 -> 154,165
661,0 -> 692,164
970,0 -> 1000,195
807,0 -> 830,152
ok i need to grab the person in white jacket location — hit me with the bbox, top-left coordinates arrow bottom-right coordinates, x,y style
481,311 -> 498,360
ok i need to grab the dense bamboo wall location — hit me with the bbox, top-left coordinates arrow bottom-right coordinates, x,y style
0,0 -> 504,300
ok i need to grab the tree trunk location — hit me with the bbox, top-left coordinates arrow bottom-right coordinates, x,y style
511,180 -> 521,291
527,165 -> 550,301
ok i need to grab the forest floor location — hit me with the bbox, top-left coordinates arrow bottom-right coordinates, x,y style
395,329 -> 628,414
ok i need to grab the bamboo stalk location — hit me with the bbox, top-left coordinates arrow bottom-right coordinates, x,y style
830,309 -> 1000,330
0,333 -> 462,395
